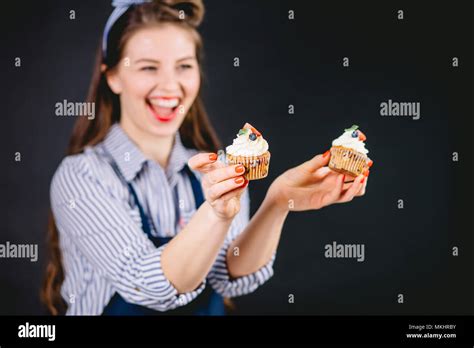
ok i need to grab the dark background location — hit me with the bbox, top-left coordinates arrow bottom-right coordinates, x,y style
1,0 -> 472,315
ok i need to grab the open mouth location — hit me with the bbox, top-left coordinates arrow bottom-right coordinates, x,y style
146,97 -> 181,122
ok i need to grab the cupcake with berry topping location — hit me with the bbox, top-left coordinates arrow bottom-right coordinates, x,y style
328,125 -> 373,177
226,123 -> 270,180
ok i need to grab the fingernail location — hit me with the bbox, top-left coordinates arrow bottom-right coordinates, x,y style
323,150 -> 330,158
364,169 -> 370,177
235,177 -> 245,184
368,160 -> 373,168
209,153 -> 218,161
242,178 -> 249,187
235,165 -> 245,174
360,177 -> 365,184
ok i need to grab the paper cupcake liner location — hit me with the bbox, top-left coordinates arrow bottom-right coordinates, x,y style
226,151 -> 271,180
328,146 -> 369,177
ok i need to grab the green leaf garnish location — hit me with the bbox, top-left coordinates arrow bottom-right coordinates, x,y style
344,125 -> 359,132
238,128 -> 249,135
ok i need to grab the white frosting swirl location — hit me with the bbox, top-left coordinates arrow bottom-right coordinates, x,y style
332,130 -> 369,155
226,129 -> 269,156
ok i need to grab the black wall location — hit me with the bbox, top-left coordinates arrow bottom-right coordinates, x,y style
1,0 -> 472,315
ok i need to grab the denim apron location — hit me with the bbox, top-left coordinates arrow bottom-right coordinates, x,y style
101,152 -> 225,315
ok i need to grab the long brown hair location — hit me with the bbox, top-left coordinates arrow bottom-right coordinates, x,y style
41,0 -> 223,315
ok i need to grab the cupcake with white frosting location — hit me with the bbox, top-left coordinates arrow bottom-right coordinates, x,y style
226,123 -> 271,180
328,125 -> 372,177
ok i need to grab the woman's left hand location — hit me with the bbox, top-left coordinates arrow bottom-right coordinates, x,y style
266,151 -> 369,212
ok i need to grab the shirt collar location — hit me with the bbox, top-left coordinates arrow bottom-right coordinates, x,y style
102,123 -> 197,182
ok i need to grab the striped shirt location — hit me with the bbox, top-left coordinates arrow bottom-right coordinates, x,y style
50,124 -> 275,315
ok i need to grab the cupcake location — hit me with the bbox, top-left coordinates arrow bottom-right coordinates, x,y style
226,123 -> 270,180
328,125 -> 372,177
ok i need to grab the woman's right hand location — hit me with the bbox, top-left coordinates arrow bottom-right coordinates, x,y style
188,153 -> 249,220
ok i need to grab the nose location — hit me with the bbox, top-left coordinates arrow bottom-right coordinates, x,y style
156,66 -> 180,91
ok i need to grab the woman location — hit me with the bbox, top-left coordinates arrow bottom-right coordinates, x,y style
42,0 -> 369,315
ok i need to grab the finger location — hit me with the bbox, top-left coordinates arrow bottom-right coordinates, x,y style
207,176 -> 247,201
323,173 -> 345,203
344,174 -> 357,183
342,175 -> 357,189
188,152 -> 223,173
204,164 -> 246,185
356,172 -> 369,196
313,166 -> 332,180
302,150 -> 331,173
338,174 -> 365,203
219,179 -> 248,202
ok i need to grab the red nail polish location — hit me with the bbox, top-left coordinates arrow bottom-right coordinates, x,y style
235,177 -> 245,184
209,153 -> 217,161
360,177 -> 365,184
235,165 -> 245,174
323,150 -> 330,158
368,160 -> 373,168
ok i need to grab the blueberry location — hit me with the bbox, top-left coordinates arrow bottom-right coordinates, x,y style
249,133 -> 257,141
351,130 -> 358,138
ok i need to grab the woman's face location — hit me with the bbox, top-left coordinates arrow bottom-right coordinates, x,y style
106,24 -> 200,137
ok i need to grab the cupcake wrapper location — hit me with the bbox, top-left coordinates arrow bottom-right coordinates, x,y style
226,152 -> 271,180
328,146 -> 369,177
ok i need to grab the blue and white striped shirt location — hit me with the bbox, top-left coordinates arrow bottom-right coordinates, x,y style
50,124 -> 275,315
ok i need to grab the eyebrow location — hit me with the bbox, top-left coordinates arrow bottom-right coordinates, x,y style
134,56 -> 196,64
